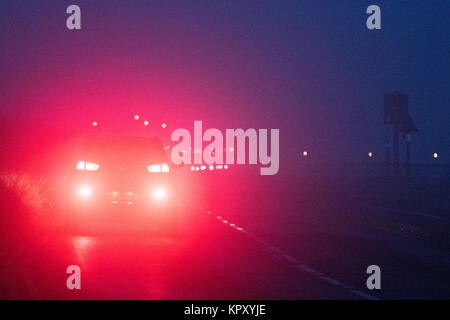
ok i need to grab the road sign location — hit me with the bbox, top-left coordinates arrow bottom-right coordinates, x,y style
384,92 -> 409,125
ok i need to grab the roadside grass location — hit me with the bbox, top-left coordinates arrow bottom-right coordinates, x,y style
0,171 -> 51,298
0,172 -> 49,233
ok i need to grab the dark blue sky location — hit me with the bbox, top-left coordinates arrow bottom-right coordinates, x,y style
1,0 -> 449,164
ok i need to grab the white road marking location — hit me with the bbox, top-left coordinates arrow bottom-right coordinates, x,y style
206,209 -> 380,300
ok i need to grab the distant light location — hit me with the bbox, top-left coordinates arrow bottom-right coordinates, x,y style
224,165 -> 228,169
144,120 -> 149,126
190,166 -> 195,171
303,150 -> 308,157
209,165 -> 214,170
134,115 -> 140,120
161,123 -> 167,128
433,152 -> 438,159
195,166 -> 200,171
92,121 -> 98,127
229,147 -> 234,152
200,165 -> 206,170
368,152 -> 373,158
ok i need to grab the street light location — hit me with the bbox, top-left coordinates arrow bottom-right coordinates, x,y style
433,152 -> 438,159
368,152 -> 373,158
134,114 -> 140,120
303,151 -> 308,157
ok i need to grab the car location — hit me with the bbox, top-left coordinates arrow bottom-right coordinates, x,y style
61,135 -> 183,234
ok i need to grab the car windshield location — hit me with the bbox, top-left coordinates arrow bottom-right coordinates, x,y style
81,136 -> 167,167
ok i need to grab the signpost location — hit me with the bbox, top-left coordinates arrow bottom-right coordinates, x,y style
384,92 -> 417,181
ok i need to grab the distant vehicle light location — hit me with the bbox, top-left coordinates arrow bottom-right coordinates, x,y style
152,187 -> 167,200
161,123 -> 167,128
134,114 -> 140,120
78,185 -> 93,199
92,121 -> 98,127
147,163 -> 170,173
76,161 -> 100,171
144,120 -> 149,126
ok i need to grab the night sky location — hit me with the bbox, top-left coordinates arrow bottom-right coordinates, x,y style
1,0 -> 449,165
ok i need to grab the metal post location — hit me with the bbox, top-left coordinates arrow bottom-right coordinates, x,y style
385,138 -> 390,179
393,125 -> 400,178
406,139 -> 410,183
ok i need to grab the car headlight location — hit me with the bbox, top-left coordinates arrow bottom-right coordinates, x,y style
76,161 -> 100,171
77,184 -> 93,199
147,163 -> 170,173
152,186 -> 168,200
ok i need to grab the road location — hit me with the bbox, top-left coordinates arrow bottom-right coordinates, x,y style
19,208 -> 371,300
2,171 -> 449,299
7,204 -> 448,300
